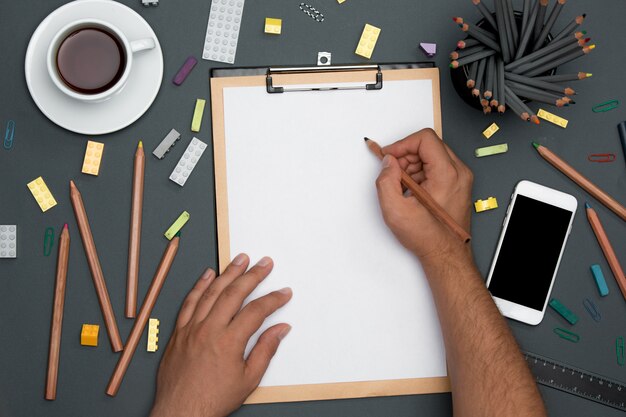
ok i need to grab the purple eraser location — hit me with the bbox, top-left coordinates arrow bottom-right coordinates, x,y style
173,56 -> 198,86
419,42 -> 437,57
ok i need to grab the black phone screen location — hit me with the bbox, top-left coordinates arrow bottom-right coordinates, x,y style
487,195 -> 573,311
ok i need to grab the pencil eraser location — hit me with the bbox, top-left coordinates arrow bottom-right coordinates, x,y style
590,264 -> 609,297
173,56 -> 198,86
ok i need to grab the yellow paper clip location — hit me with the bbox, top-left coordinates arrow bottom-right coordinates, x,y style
588,153 -> 615,163
474,197 -> 498,212
592,100 -> 619,113
482,122 -> 499,139
191,99 -> 206,132
537,109 -> 568,128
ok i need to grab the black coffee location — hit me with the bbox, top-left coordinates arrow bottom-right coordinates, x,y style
56,27 -> 126,95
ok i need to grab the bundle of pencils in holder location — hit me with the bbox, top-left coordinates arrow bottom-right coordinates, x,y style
450,0 -> 593,123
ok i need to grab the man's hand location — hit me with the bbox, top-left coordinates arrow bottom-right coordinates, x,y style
375,128 -> 473,262
150,254 -> 292,417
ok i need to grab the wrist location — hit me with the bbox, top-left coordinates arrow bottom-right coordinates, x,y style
416,243 -> 476,275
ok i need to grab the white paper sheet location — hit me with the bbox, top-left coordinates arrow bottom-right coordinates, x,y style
222,79 -> 446,387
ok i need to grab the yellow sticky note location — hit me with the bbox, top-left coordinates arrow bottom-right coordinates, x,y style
355,24 -> 381,59
482,123 -> 499,139
537,109 -> 568,128
191,99 -> 206,132
27,177 -> 57,212
264,17 -> 282,34
81,140 -> 104,176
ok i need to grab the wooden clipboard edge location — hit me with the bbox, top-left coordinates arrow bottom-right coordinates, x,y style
209,67 -> 448,402
245,376 -> 450,404
210,66 -> 442,273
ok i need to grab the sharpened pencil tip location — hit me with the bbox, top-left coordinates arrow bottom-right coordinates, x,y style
70,180 -> 76,188
532,142 -> 541,149
138,141 -> 143,148
582,13 -> 586,18
585,202 -> 591,209
64,223 -> 68,230
586,73 -> 592,77
364,137 -> 370,142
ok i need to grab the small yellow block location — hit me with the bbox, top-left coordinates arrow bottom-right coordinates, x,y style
147,318 -> 160,352
337,0 -> 346,3
474,197 -> 498,213
27,177 -> 57,212
355,24 -> 381,59
191,99 -> 206,133
482,122 -> 499,139
537,109 -> 568,128
81,324 -> 99,347
264,17 -> 282,35
81,140 -> 105,176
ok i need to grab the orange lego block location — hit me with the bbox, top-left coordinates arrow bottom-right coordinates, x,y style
81,324 -> 99,347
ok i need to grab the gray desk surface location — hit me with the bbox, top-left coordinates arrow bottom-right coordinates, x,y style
1,0 -> 625,416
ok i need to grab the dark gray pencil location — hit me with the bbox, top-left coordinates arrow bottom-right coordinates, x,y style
497,57 -> 506,113
513,0 -> 540,60
462,21 -> 497,41
472,0 -> 498,30
506,80 -> 567,102
513,39 -> 587,74
490,75 -> 499,107
473,57 -> 488,97
506,83 -> 569,107
494,0 -> 511,62
457,38 -> 481,49
523,45 -> 594,77
552,14 -> 585,42
484,56 -> 496,99
450,45 -> 487,60
466,61 -> 479,88
506,85 -> 539,124
532,0 -> 567,51
521,0 -> 530,37
533,0 -> 549,42
451,49 -> 497,68
461,25 -> 502,53
502,0 -> 516,59
534,72 -> 592,82
504,87 -> 531,121
505,0 -> 518,48
507,34 -> 584,71
505,72 -> 575,95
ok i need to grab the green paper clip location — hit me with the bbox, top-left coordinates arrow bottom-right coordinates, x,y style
549,298 -> 578,325
592,100 -> 619,113
554,327 -> 580,343
43,227 -> 54,256
617,337 -> 624,366
164,211 -> 190,240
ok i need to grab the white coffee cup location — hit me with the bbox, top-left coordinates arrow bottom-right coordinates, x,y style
47,19 -> 155,103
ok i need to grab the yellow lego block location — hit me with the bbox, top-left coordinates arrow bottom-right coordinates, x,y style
482,122 -> 499,139
81,324 -> 99,347
537,109 -> 568,128
264,17 -> 282,35
81,140 -> 105,176
191,99 -> 206,133
355,24 -> 381,59
27,177 -> 57,212
147,318 -> 160,352
474,197 -> 498,213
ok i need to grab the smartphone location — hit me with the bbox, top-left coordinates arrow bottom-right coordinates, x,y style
485,180 -> 577,325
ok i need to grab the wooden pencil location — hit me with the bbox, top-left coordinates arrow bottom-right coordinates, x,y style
532,0 -> 567,51
532,143 -> 626,221
126,141 -> 145,319
533,0 -> 549,43
523,45 -> 595,77
484,56 -> 495,100
457,38 -> 481,49
505,72 -> 575,95
461,23 -> 502,53
504,89 -> 530,121
450,45 -> 486,60
497,57 -> 506,113
552,14 -> 585,42
534,72 -> 591,82
490,76 -> 499,108
504,0 -> 518,50
45,224 -> 70,401
471,0 -> 497,30
586,203 -> 626,300
364,138 -> 471,243
107,237 -> 180,396
473,57 -> 488,97
513,0 -> 540,60
506,80 -> 570,100
507,83 -> 568,107
466,61 -> 479,88
507,35 -> 588,71
450,49 -> 496,68
504,86 -> 537,123
70,181 -> 123,352
494,0 -> 511,62
520,0 -> 530,37
516,38 -> 588,73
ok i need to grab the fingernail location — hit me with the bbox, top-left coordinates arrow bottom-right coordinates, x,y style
277,325 -> 292,341
278,287 -> 292,296
201,268 -> 215,280
382,154 -> 392,168
257,256 -> 272,267
232,253 -> 247,266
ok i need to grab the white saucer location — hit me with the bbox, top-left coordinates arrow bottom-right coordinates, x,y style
25,0 -> 163,135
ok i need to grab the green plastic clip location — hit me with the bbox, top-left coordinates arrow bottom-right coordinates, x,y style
554,328 -> 580,343
43,227 -> 54,256
549,298 -> 578,325
617,337 -> 624,366
592,100 -> 619,113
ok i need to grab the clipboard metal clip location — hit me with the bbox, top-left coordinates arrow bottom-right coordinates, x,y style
266,65 -> 383,94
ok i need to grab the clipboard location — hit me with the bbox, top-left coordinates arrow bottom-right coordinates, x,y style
209,62 -> 449,404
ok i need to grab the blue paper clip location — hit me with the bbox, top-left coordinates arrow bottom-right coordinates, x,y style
583,298 -> 601,322
554,327 -> 580,343
4,120 -> 15,150
617,337 -> 624,366
592,100 -> 619,113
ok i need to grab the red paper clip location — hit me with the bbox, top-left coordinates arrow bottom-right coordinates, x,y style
588,153 -> 616,163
